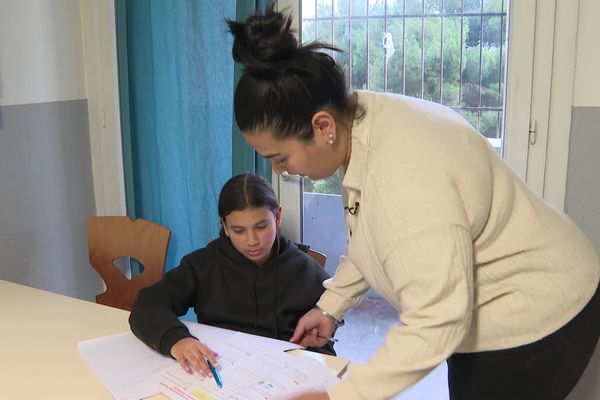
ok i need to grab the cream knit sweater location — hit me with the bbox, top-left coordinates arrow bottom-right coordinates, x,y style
319,91 -> 600,400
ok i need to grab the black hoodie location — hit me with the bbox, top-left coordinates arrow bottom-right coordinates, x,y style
129,234 -> 332,356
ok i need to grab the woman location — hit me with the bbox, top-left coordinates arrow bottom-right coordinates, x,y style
227,5 -> 600,400
129,173 -> 332,378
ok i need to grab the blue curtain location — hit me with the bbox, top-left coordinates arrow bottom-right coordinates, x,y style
232,0 -> 272,178
117,0 -> 236,272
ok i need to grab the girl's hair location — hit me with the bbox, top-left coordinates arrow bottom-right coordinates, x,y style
227,3 -> 355,141
218,173 -> 279,219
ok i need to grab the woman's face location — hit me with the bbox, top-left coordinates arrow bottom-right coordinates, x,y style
243,129 -> 340,181
222,205 -> 282,267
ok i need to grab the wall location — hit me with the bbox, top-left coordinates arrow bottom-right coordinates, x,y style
566,0 -> 600,246
565,0 -> 600,398
0,0 -> 102,299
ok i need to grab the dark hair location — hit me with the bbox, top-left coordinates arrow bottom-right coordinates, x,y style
227,3 -> 355,141
218,174 -> 278,219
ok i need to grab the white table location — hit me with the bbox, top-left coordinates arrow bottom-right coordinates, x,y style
0,279 -> 348,399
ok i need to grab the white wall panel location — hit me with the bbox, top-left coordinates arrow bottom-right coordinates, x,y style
0,0 -> 86,106
573,0 -> 600,107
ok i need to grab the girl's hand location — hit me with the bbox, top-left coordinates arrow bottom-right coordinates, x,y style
170,337 -> 218,376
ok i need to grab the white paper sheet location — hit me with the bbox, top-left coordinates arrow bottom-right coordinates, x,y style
78,322 -> 327,400
143,334 -> 339,400
78,331 -> 175,400
181,321 -> 303,353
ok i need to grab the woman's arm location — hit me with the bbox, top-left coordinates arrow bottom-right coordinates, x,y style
290,255 -> 369,348
328,227 -> 474,400
318,255 -> 371,320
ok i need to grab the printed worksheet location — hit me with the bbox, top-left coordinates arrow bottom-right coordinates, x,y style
144,334 -> 339,400
182,321 -> 302,353
78,331 -> 176,400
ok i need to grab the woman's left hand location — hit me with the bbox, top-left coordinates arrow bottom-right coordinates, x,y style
286,391 -> 330,400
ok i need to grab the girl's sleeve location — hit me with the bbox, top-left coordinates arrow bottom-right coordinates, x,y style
128,257 -> 199,356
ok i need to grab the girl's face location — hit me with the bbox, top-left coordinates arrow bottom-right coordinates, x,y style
222,205 -> 282,267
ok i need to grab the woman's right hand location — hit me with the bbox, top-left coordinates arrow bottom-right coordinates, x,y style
290,308 -> 336,348
170,337 -> 218,376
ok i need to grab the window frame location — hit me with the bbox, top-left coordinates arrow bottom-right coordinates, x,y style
81,0 -> 127,216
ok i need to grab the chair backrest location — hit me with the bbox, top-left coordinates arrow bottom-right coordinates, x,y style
294,241 -> 327,268
87,216 -> 171,311
306,248 -> 327,268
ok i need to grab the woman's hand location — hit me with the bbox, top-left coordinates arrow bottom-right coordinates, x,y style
290,308 -> 335,348
170,337 -> 218,376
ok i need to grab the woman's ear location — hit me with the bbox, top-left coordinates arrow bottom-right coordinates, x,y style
221,218 -> 230,237
311,111 -> 337,144
275,206 -> 283,230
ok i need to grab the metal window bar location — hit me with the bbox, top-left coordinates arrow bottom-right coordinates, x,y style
366,3 -> 370,90
383,0 -> 388,92
440,0 -> 445,104
497,0 -> 507,139
480,0 -> 486,131
301,0 -> 508,139
349,3 -> 353,89
403,1 -> 409,94
458,0 -> 465,117
420,1 -> 425,98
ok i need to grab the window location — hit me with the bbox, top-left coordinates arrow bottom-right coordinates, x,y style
275,0 -> 540,271
275,1 -> 577,250
296,2 -> 512,270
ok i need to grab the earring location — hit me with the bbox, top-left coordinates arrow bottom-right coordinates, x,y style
327,133 -> 335,145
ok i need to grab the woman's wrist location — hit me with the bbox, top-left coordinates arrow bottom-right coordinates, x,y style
314,305 -> 345,329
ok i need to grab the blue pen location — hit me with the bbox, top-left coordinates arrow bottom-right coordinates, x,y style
206,359 -> 223,389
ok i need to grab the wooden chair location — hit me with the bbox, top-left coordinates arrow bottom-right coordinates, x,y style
87,216 -> 171,311
295,242 -> 327,268
306,248 -> 327,268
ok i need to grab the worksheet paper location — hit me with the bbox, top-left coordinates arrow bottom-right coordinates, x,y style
78,331 -> 175,400
182,321 -> 302,354
144,333 -> 339,400
78,321 -> 334,400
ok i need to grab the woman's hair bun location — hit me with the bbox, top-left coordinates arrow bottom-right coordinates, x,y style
227,4 -> 298,75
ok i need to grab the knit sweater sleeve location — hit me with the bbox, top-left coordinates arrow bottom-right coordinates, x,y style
328,226 -> 474,400
129,256 -> 199,356
317,255 -> 371,321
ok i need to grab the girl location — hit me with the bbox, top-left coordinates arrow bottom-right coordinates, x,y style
129,173 -> 332,377
227,5 -> 600,400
